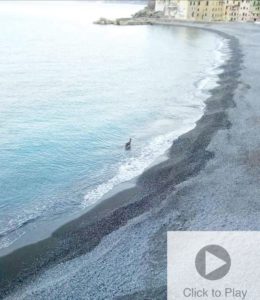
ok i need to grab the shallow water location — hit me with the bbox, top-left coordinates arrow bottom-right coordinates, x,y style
0,1 -> 229,250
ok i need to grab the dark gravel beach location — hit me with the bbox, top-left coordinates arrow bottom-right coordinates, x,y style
1,22 -> 260,300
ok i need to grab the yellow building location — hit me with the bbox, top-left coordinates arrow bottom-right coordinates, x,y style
223,0 -> 240,21
156,0 -> 260,21
238,0 -> 251,21
186,0 -> 224,21
162,0 -> 225,21
224,0 -> 251,22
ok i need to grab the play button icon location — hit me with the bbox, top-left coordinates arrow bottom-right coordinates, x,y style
195,245 -> 231,280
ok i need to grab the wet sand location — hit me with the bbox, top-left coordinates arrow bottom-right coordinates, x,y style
1,22 -> 260,299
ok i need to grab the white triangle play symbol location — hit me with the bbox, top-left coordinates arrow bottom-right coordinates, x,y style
205,251 -> 227,276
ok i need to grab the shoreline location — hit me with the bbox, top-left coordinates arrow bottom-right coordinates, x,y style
0,24 -> 243,298
0,23 -> 223,256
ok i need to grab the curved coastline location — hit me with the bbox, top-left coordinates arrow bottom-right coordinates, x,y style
0,24 -> 243,299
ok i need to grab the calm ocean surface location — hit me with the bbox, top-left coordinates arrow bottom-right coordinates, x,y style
0,1 -> 229,250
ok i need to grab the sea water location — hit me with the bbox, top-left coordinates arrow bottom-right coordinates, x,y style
0,1 -> 230,250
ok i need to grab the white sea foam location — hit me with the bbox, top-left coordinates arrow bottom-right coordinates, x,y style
82,37 -> 230,208
0,6 -> 231,251
0,206 -> 45,250
82,124 -> 196,207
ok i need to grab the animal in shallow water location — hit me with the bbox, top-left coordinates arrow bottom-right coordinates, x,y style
125,138 -> 132,150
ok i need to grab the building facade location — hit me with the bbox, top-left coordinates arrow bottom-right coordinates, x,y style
156,0 -> 260,21
185,0 -> 224,22
165,0 -> 179,16
155,0 -> 178,16
250,0 -> 260,21
223,0 -> 240,21
155,0 -> 167,12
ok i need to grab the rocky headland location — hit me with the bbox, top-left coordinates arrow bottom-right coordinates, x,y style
94,6 -> 163,26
